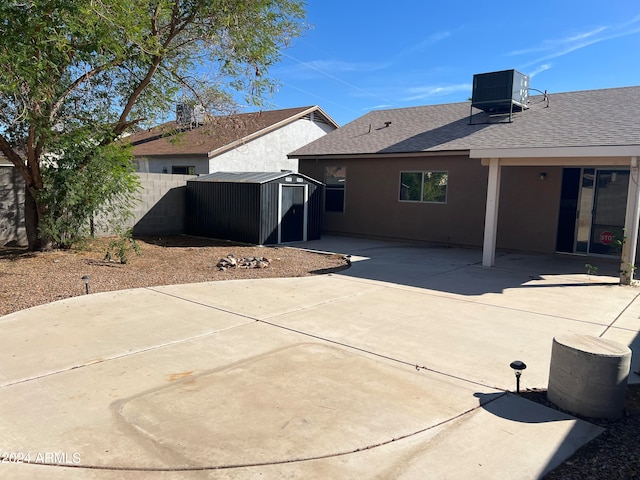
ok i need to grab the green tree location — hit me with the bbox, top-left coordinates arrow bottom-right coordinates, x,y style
0,0 -> 306,250
38,137 -> 141,248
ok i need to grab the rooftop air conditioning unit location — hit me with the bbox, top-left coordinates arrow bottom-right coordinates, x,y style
192,104 -> 206,126
471,69 -> 529,120
176,102 -> 194,126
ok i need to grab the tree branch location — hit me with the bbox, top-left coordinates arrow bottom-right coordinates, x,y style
111,6 -> 198,138
50,59 -> 124,122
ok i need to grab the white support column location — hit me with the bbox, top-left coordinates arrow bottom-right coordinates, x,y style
620,157 -> 640,284
482,158 -> 501,267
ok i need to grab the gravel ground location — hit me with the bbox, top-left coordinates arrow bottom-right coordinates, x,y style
0,235 -> 349,317
1,235 -> 638,478
523,385 -> 640,479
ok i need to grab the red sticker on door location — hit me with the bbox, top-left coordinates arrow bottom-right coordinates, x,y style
600,231 -> 614,245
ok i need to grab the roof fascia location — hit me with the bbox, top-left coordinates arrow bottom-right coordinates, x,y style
291,150 -> 468,160
471,146 -> 640,160
312,106 -> 340,128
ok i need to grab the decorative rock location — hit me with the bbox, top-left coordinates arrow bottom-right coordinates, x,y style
547,334 -> 631,419
216,254 -> 271,270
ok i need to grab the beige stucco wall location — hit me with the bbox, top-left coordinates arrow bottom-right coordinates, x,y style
496,166 -> 563,253
301,155 -> 489,248
300,157 -> 568,254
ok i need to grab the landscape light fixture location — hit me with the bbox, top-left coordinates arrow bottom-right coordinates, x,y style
510,360 -> 527,393
81,275 -> 90,295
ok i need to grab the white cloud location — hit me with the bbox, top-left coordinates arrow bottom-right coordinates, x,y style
528,64 -> 553,77
396,30 -> 454,59
301,59 -> 387,73
507,26 -> 607,56
508,17 -> 640,68
403,83 -> 472,101
367,104 -> 394,111
560,26 -> 609,43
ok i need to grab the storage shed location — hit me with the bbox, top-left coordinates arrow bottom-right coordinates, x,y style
186,171 -> 323,245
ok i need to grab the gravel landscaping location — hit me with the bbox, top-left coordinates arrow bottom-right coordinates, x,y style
1,235 -> 638,478
0,235 -> 349,317
523,385 -> 640,479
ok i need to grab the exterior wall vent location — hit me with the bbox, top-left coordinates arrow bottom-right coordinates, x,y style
470,69 -> 529,123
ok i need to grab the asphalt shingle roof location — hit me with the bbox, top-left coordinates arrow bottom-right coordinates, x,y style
290,86 -> 640,157
128,106 -> 336,157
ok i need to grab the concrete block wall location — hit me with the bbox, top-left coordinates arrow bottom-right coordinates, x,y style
0,166 -> 26,246
0,169 -> 194,245
126,173 -> 195,236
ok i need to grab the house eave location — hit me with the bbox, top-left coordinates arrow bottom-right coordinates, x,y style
291,150 -> 469,160
471,145 -> 640,161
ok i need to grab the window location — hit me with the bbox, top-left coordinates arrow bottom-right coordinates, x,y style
172,166 -> 196,175
399,171 -> 447,203
325,166 -> 346,212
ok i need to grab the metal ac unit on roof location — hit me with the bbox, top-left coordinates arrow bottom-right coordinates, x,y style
471,69 -> 529,122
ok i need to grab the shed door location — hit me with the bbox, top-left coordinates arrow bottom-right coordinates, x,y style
280,185 -> 307,243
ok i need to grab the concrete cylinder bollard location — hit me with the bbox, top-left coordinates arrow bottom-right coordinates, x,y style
547,334 -> 631,420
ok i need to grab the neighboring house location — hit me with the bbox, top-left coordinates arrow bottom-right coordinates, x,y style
0,152 -> 12,166
128,106 -> 338,174
290,78 -> 640,280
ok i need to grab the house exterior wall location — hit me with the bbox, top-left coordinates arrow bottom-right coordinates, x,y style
0,166 -> 26,246
208,118 -> 334,173
300,155 -> 489,248
134,154 -> 209,175
300,156 -> 570,254
301,155 -> 638,256
496,166 -> 564,253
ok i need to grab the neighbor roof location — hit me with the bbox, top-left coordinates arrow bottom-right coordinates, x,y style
290,86 -> 640,158
129,106 -> 338,157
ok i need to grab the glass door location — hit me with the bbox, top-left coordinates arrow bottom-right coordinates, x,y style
588,169 -> 629,255
574,168 -> 595,254
574,168 -> 628,256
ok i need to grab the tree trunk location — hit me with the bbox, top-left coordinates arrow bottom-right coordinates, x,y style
24,186 -> 51,251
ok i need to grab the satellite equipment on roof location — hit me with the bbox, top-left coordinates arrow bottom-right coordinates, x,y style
192,104 -> 206,125
470,69 -> 529,123
176,102 -> 206,128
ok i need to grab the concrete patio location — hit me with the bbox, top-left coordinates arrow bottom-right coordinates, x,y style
0,236 -> 638,479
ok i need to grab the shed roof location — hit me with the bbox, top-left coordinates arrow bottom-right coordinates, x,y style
128,106 -> 338,158
191,171 -> 323,185
290,86 -> 640,158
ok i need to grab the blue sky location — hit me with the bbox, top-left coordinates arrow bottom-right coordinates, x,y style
264,0 -> 640,125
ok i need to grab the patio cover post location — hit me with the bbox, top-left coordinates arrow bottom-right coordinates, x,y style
482,158 -> 501,267
620,156 -> 640,284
